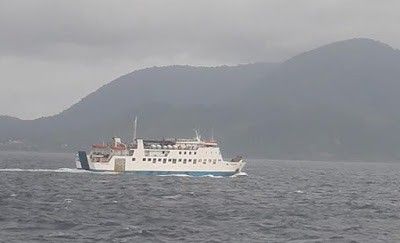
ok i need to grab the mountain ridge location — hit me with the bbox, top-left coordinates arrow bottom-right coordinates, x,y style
2,38 -> 400,161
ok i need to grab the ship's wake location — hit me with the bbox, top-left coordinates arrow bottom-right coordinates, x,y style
0,168 -> 117,174
231,172 -> 248,177
157,172 -> 248,178
157,174 -> 192,177
0,168 -> 248,177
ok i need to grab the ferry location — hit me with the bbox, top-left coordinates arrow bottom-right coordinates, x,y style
75,119 -> 246,176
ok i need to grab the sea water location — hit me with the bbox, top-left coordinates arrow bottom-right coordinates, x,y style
0,151 -> 399,242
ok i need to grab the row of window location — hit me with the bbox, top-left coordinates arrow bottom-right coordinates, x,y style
178,151 -> 196,155
147,150 -> 218,156
132,157 -> 221,164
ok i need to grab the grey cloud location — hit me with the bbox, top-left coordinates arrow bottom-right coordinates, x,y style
0,0 -> 399,118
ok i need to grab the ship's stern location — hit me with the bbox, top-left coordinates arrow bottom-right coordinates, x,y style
76,151 -> 90,170
75,153 -> 81,169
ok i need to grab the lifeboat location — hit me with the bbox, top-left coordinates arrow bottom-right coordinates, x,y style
92,144 -> 108,149
203,139 -> 218,146
110,143 -> 127,150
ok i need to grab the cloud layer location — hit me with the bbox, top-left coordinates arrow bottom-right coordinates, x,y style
0,0 -> 399,119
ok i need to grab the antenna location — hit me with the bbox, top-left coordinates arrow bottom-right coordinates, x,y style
194,129 -> 201,141
133,116 -> 138,144
211,127 -> 214,141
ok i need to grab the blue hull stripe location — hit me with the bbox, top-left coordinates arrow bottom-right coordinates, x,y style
84,170 -> 236,177
78,151 -> 90,170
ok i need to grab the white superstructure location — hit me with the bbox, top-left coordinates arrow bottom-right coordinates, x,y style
76,130 -> 246,176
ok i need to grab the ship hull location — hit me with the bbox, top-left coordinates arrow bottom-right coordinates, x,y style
77,169 -> 237,177
76,151 -> 245,176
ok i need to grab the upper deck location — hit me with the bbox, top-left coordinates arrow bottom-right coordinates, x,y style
141,137 -> 218,150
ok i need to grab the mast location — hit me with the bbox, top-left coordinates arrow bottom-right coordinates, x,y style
133,116 -> 138,144
194,129 -> 201,141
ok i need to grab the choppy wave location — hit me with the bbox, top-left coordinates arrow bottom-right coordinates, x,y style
2,152 -> 400,242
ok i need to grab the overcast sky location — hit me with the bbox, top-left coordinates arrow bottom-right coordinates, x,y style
0,0 -> 399,119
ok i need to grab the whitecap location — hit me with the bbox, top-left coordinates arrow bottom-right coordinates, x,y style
0,168 -> 117,174
157,174 -> 192,177
162,194 -> 182,199
200,174 -> 224,178
231,172 -> 248,177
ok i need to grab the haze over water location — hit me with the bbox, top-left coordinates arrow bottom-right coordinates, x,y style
0,152 -> 399,242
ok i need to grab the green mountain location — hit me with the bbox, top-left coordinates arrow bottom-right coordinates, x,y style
2,38 -> 400,161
